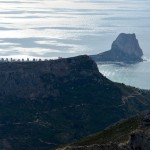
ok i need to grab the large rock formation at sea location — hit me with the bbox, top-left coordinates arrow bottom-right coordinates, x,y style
0,55 -> 150,150
91,33 -> 143,62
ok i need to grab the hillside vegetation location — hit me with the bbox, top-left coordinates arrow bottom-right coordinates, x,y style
59,111 -> 150,150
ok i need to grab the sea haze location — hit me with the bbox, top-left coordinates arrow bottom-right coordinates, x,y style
98,61 -> 150,90
0,0 -> 150,89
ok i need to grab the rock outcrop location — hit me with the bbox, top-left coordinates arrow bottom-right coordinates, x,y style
63,131 -> 150,150
60,111 -> 150,150
121,130 -> 150,150
91,33 -> 143,62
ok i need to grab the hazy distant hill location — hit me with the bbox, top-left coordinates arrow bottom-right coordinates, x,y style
0,55 -> 150,150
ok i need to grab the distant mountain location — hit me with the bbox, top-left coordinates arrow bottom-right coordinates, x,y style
91,33 -> 143,62
60,111 -> 150,150
0,55 -> 150,150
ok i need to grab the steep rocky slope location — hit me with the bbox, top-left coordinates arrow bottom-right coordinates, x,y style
60,111 -> 150,150
91,33 -> 143,62
0,55 -> 149,150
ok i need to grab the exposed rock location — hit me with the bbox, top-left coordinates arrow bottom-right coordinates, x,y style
123,130 -> 150,150
91,33 -> 143,62
141,111 -> 150,127
112,33 -> 143,57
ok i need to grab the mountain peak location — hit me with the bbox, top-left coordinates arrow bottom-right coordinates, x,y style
111,33 -> 143,57
91,33 -> 143,62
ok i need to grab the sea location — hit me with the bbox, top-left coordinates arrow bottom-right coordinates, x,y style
0,0 -> 150,89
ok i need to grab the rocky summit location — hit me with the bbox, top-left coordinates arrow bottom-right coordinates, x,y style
91,33 -> 143,62
0,55 -> 150,150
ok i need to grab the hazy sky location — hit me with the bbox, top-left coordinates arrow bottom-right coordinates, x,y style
0,0 -> 149,59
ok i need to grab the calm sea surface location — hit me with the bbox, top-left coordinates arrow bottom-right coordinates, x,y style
0,0 -> 150,89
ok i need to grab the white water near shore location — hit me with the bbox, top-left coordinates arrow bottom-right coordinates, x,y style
98,60 -> 150,90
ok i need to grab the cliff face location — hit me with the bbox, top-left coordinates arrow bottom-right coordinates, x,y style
111,33 -> 143,58
91,33 -> 143,62
0,55 -> 150,150
0,55 -> 100,99
121,130 -> 150,150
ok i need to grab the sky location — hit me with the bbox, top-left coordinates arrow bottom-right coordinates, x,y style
0,0 -> 149,60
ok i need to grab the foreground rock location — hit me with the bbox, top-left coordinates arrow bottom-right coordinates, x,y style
63,131 -> 150,150
61,111 -> 150,150
91,33 -> 143,62
0,55 -> 150,150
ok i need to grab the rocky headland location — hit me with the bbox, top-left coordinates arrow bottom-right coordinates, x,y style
91,33 -> 143,62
